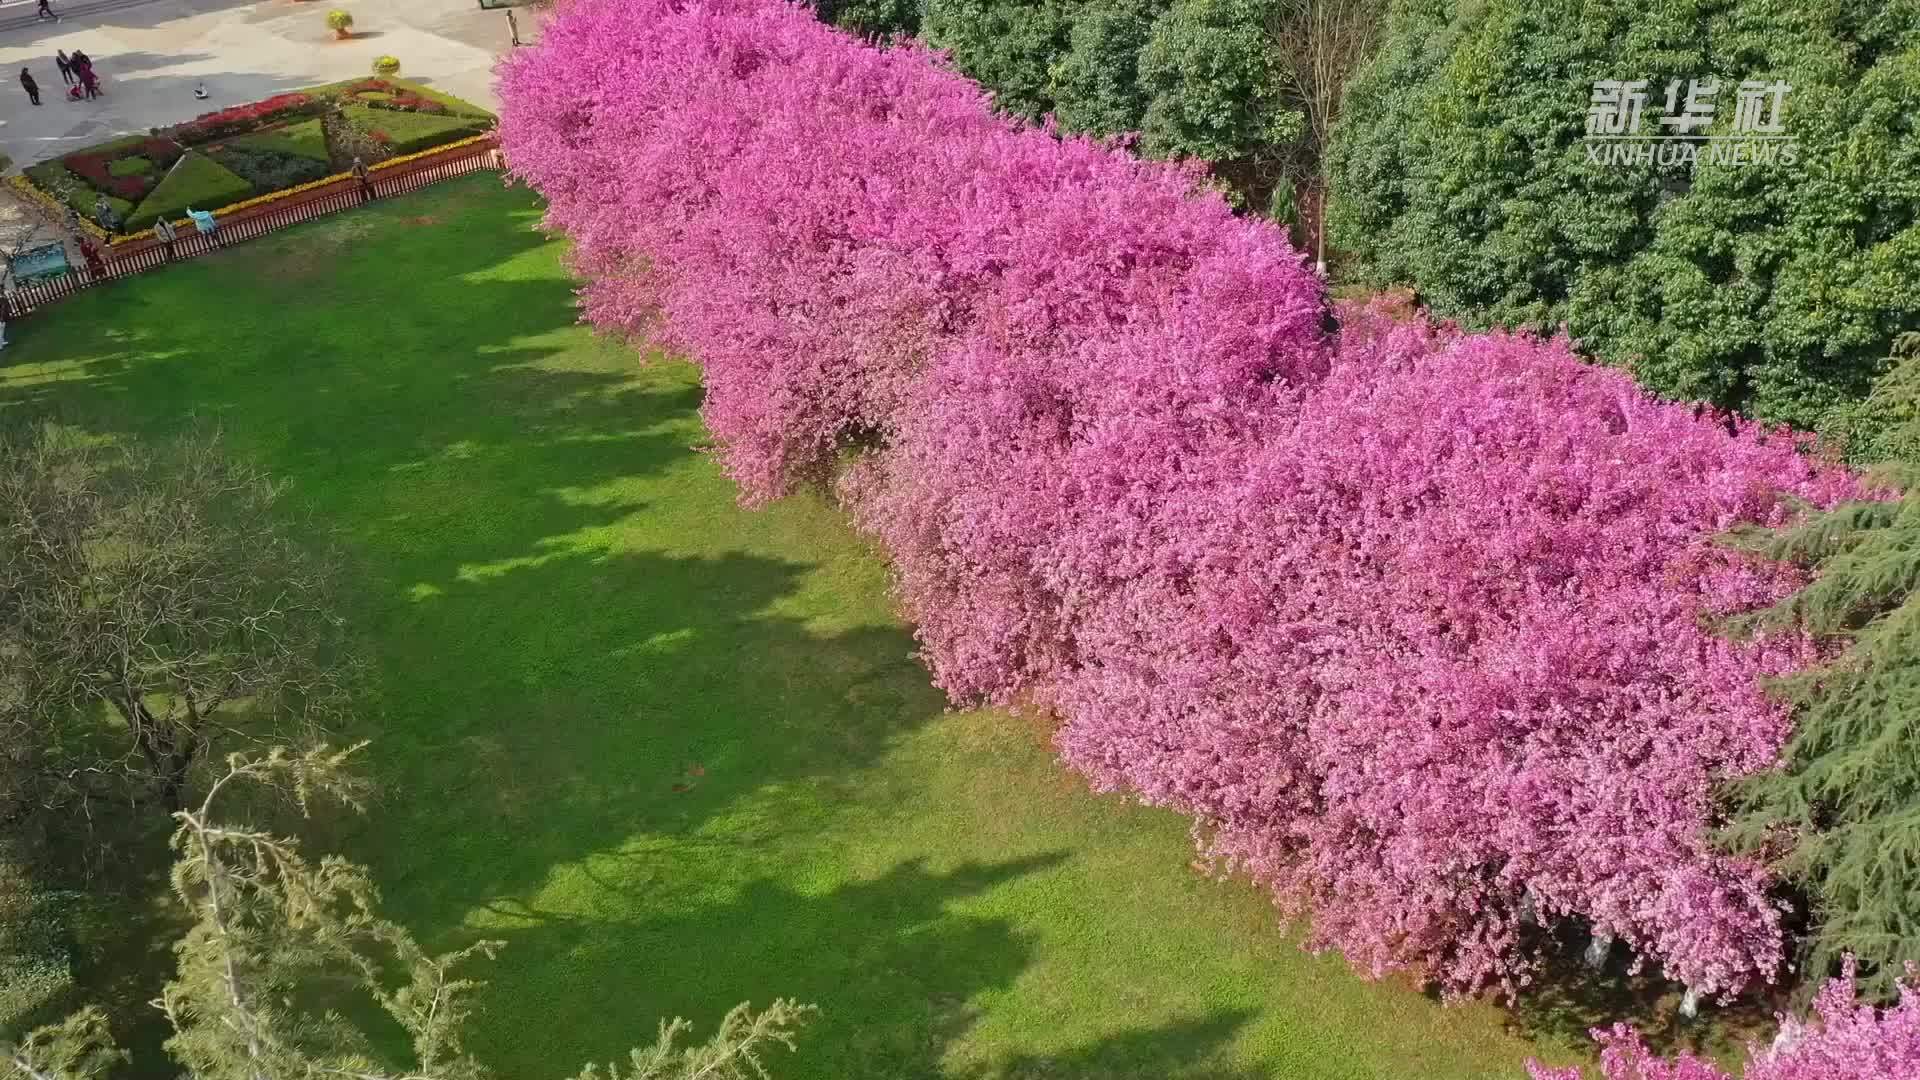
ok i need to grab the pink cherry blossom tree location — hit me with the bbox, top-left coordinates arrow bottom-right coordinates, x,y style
497,0 -> 1863,1005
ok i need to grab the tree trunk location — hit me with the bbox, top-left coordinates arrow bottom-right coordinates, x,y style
117,695 -> 197,811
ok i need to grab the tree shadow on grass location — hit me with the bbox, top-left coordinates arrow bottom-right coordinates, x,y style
456,852 -> 1266,1080
954,1011 -> 1266,1080
344,540 -> 951,936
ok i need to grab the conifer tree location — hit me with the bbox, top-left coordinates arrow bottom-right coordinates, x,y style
1723,340 -> 1920,999
0,1009 -> 122,1080
8,746 -> 812,1080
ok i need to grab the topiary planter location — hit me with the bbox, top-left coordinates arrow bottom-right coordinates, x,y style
372,56 -> 400,77
326,9 -> 353,38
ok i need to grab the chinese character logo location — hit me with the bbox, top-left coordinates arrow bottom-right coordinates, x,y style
1732,79 -> 1791,133
1583,76 -> 1796,169
1587,79 -> 1650,136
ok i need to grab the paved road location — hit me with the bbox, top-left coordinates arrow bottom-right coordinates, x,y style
0,0 -> 218,34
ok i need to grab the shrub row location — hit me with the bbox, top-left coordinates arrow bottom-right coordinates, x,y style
501,0 -> 1864,1003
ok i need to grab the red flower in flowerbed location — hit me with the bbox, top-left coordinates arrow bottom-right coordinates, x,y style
62,136 -> 185,202
168,92 -> 322,143
344,78 -> 447,114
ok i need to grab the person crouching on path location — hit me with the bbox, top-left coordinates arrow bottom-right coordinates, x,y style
19,69 -> 40,106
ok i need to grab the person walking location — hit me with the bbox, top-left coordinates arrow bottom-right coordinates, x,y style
54,51 -> 72,85
350,156 -> 372,203
35,0 -> 56,22
152,215 -> 177,260
19,69 -> 40,106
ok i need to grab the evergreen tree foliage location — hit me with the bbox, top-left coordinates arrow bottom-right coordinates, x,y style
814,0 -> 920,39
1721,341 -> 1920,1001
7,745 -> 813,1080
0,1009 -> 122,1080
1136,0 -> 1301,163
1329,0 -> 1920,433
1047,0 -> 1167,136
1822,334 -> 1920,467
918,0 -> 1075,120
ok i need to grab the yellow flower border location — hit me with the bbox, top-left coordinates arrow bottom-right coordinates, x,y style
6,174 -> 112,243
8,134 -> 499,247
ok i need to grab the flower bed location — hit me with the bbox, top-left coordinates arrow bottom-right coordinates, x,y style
163,92 -> 325,144
23,77 -> 495,238
105,133 -> 496,247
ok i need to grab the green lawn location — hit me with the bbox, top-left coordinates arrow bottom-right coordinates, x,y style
0,176 -> 1617,1080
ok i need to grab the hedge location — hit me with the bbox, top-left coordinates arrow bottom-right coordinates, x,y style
226,118 -> 330,162
124,152 -> 253,232
343,105 -> 485,156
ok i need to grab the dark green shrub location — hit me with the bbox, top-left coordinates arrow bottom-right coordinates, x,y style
815,0 -> 920,37
1049,0 -> 1168,136
920,0 -> 1075,121
1329,0 -> 1920,433
1136,0 -> 1302,162
125,152 -> 253,232
207,146 -> 331,194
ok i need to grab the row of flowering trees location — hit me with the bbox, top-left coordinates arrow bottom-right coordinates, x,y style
496,0 -> 1899,1069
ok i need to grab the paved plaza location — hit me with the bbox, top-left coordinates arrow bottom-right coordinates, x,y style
0,0 -> 518,168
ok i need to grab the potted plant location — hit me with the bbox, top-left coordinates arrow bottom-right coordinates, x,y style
372,55 -> 400,76
326,9 -> 354,38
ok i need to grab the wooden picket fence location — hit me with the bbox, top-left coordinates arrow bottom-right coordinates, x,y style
5,137 -> 504,319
